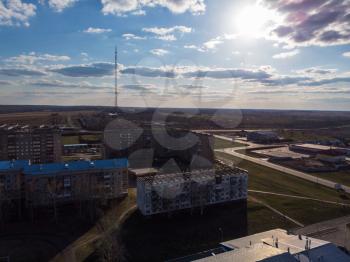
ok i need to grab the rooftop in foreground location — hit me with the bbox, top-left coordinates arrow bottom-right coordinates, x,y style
192,229 -> 350,262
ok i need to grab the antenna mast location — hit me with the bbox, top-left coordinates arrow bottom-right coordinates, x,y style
114,46 -> 118,108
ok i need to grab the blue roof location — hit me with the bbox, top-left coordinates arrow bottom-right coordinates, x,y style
0,160 -> 30,172
23,158 -> 128,176
295,243 -> 350,262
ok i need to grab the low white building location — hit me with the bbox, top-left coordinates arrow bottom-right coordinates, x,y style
193,229 -> 350,262
137,165 -> 248,216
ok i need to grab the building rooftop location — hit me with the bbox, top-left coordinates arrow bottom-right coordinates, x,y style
221,229 -> 328,254
0,124 -> 60,132
129,168 -> 159,177
195,243 -> 296,262
194,229 -> 350,262
295,243 -> 350,262
63,144 -> 89,147
0,160 -> 30,172
295,144 -> 333,151
137,166 -> 247,184
23,158 -> 128,176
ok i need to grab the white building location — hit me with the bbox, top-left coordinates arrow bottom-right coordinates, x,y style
137,165 -> 248,215
193,229 -> 350,262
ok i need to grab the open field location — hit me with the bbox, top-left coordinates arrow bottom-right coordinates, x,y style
215,152 -> 350,225
0,110 -> 95,127
120,200 -> 295,262
62,134 -> 102,145
311,170 -> 350,188
249,192 -> 350,226
213,137 -> 246,149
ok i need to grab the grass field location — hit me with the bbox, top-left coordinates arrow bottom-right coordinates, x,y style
213,137 -> 245,149
62,134 -> 102,145
216,151 -> 350,225
249,192 -> 350,226
120,200 -> 295,262
311,170 -> 350,187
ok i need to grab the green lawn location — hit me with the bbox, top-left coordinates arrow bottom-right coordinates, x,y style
120,200 -> 295,262
213,137 -> 246,149
62,135 -> 80,145
216,151 -> 350,225
249,193 -> 350,226
215,151 -> 350,203
311,170 -> 350,187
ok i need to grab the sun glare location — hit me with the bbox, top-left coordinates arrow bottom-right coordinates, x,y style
234,5 -> 273,38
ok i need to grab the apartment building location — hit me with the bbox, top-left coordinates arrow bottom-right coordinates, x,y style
0,160 -> 29,201
0,125 -> 62,164
23,158 -> 128,207
104,123 -> 214,170
137,164 -> 248,215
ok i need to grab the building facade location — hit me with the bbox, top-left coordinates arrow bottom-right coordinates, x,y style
23,158 -> 128,207
0,125 -> 62,164
104,123 -> 214,170
0,160 -> 29,202
137,164 -> 248,215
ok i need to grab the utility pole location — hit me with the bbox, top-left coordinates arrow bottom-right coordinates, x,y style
114,46 -> 118,109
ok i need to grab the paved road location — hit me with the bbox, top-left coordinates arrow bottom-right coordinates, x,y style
216,147 -> 350,194
249,190 -> 350,207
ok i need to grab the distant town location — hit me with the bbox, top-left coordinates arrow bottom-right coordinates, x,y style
0,107 -> 350,261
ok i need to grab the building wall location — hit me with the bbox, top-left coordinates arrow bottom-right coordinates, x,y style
104,128 -> 214,170
0,170 -> 22,200
25,167 -> 128,207
137,168 -> 248,216
0,126 -> 62,164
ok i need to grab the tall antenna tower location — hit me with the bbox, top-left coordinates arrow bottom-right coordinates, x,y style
114,45 -> 118,108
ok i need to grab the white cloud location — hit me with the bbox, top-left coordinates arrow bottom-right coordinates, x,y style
84,27 -> 112,34
343,52 -> 350,58
131,9 -> 145,15
5,52 -> 71,64
186,34 -> 237,52
101,0 -> 205,16
122,33 -> 146,40
46,0 -> 77,12
143,25 -> 192,35
0,0 -> 36,27
156,34 -> 176,41
150,49 -> 169,56
143,26 -> 191,41
203,39 -> 223,50
272,49 -> 300,59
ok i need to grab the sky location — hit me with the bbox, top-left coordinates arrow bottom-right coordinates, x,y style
0,0 -> 350,110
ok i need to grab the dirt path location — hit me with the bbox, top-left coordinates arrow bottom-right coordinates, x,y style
51,190 -> 137,262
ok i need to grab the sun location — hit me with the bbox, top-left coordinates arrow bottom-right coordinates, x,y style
234,5 -> 273,38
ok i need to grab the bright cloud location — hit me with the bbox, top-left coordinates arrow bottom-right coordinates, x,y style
272,49 -> 300,59
343,52 -> 350,58
84,27 -> 112,34
142,25 -> 192,41
0,0 -> 36,27
122,33 -> 146,40
150,49 -> 169,56
46,0 -> 77,12
5,52 -> 71,64
101,0 -> 205,16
